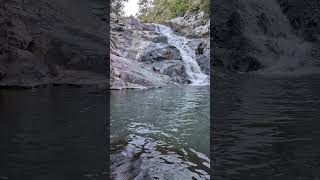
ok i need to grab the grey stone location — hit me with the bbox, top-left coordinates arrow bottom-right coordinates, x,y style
141,45 -> 182,63
0,0 -> 107,88
151,36 -> 168,44
168,10 -> 209,38
213,0 -> 320,74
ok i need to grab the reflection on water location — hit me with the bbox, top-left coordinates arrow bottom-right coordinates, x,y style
0,87 -> 107,180
110,86 -> 210,180
213,75 -> 320,179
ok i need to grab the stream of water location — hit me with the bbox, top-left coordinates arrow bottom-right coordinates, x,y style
153,24 -> 209,86
111,86 -> 210,180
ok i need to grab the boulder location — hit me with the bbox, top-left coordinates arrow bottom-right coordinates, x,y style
150,36 -> 168,44
141,45 -> 182,63
153,61 -> 190,84
196,50 -> 210,75
187,38 -> 210,75
231,56 -> 262,72
140,31 -> 168,44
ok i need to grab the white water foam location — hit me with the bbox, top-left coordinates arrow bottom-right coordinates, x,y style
152,24 -> 209,86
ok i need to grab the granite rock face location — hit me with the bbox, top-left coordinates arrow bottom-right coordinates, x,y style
0,0 -> 107,88
168,10 -> 210,38
141,45 -> 182,63
110,15 -> 177,90
212,0 -> 320,75
110,11 -> 209,90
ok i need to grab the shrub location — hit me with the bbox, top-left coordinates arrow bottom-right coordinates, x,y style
138,0 -> 209,23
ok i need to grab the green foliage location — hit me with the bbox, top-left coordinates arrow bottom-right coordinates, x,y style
188,0 -> 209,16
111,0 -> 128,15
200,0 -> 210,18
170,0 -> 190,17
138,0 -> 210,23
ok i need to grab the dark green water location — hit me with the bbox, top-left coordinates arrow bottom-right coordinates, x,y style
213,75 -> 320,180
110,86 -> 210,180
0,87 -> 107,180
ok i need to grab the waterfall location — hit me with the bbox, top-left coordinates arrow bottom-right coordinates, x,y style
152,24 -> 209,86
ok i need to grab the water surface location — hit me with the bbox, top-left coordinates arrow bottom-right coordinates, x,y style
0,87 -> 107,180
111,86 -> 210,179
213,75 -> 320,179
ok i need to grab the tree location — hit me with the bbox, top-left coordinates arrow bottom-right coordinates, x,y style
137,0 -> 153,16
111,0 -> 128,15
137,0 -> 209,23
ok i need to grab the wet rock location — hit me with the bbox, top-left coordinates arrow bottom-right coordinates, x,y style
187,39 -> 210,75
140,30 -> 168,44
231,56 -> 262,72
153,61 -> 190,84
150,36 -> 168,44
110,12 -> 209,89
141,45 -> 182,63
163,63 -> 190,84
196,51 -> 210,75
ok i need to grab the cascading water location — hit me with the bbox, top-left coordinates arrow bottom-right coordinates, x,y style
152,24 -> 209,86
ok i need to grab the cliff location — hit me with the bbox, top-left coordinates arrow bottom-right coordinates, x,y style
0,0 -> 107,88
